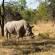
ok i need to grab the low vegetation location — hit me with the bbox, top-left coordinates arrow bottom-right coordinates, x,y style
0,0 -> 55,55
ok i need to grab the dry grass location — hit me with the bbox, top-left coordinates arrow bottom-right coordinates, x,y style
0,48 -> 55,55
0,48 -> 23,55
32,20 -> 55,39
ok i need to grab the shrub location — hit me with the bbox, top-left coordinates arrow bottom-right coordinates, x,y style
38,33 -> 49,39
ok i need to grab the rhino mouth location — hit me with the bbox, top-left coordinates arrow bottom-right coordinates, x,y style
29,33 -> 35,38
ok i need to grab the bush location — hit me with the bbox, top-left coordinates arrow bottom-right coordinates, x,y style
38,33 -> 49,39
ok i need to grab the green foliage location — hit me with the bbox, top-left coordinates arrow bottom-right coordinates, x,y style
3,0 -> 41,23
48,0 -> 55,18
0,0 -> 53,24
18,0 -> 26,9
19,9 -> 34,23
5,1 -> 19,13
37,2 -> 48,19
36,0 -> 54,21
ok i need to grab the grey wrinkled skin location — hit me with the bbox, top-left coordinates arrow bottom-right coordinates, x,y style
4,19 -> 34,39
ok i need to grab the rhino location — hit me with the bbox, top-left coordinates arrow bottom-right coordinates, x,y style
4,19 -> 34,39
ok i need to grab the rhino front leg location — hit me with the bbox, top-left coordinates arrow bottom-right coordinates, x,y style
16,32 -> 20,39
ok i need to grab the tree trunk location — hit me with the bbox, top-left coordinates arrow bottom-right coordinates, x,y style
1,0 -> 5,36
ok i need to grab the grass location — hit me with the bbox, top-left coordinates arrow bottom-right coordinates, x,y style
0,20 -> 55,55
32,20 -> 55,39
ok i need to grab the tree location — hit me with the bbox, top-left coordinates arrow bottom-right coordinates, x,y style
37,2 -> 48,19
48,0 -> 55,18
4,1 -> 23,22
1,0 -> 5,36
18,0 -> 26,9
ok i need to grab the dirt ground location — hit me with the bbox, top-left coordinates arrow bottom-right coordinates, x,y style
0,48 -> 55,55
